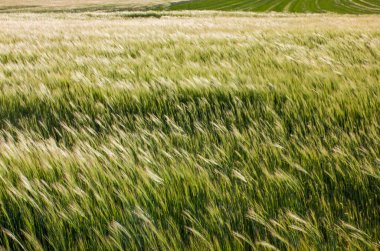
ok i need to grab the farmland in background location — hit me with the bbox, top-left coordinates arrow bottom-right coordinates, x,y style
0,0 -> 177,12
170,0 -> 380,13
3,0 -> 380,13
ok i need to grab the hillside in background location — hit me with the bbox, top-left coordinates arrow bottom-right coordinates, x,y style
170,0 -> 380,13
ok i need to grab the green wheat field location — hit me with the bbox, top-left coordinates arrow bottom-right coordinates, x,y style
0,0 -> 380,250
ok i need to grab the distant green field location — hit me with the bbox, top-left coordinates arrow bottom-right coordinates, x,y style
170,0 -> 380,13
1,0 -> 379,13
0,0 -> 178,13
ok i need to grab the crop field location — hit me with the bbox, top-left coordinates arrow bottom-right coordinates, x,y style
1,2 -> 380,251
170,0 -> 380,13
0,0 -> 180,13
3,0 -> 380,13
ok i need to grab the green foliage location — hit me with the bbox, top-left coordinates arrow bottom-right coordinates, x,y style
0,12 -> 379,250
170,0 -> 380,14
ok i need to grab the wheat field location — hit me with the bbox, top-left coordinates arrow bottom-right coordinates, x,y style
0,8 -> 380,251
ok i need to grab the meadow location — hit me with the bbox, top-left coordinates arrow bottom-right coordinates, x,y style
0,3 -> 380,251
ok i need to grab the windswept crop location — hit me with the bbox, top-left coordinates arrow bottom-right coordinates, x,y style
0,12 -> 379,250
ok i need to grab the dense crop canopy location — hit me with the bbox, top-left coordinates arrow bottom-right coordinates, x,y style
0,12 -> 379,250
